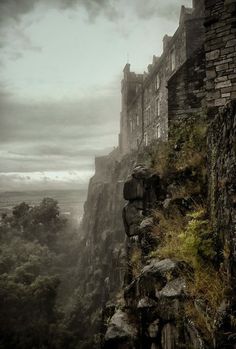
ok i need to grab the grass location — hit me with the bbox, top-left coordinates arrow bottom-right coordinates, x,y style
150,207 -> 226,336
150,119 -> 208,177
147,117 -> 226,341
130,247 -> 142,278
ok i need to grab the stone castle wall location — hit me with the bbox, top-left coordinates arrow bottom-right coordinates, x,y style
119,0 -> 206,155
168,47 -> 206,133
205,0 -> 236,110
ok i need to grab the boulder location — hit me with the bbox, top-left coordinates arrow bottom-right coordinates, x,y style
105,309 -> 138,342
123,177 -> 144,201
139,217 -> 154,230
137,296 -> 158,309
161,323 -> 178,349
123,203 -> 143,236
141,259 -> 184,280
148,319 -> 160,338
132,165 -> 151,179
159,277 -> 186,299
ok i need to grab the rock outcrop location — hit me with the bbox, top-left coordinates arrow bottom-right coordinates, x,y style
102,97 -> 236,348
75,150 -> 140,347
104,164 -> 207,349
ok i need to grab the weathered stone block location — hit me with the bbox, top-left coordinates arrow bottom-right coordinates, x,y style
206,69 -> 216,79
221,46 -> 235,55
216,80 -> 232,89
215,75 -> 228,82
207,90 -> 221,100
231,91 -> 236,99
215,98 -> 227,106
216,63 -> 229,71
222,92 -> 231,98
226,38 -> 236,47
206,49 -> 220,60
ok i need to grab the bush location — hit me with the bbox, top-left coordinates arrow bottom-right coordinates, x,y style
150,207 -> 225,334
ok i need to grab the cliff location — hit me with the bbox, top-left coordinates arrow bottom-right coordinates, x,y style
102,104 -> 236,349
75,150 -> 142,347
75,0 -> 236,347
76,104 -> 235,349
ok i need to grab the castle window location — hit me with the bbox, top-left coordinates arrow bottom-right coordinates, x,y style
171,48 -> 176,71
146,106 -> 151,125
155,124 -> 161,139
156,98 -> 160,117
155,75 -> 160,90
130,119 -> 133,132
144,132 -> 148,146
136,113 -> 139,126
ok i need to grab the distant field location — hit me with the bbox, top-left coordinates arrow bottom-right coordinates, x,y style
0,189 -> 87,223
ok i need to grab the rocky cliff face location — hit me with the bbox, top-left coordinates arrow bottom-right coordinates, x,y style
76,150 -> 141,347
75,104 -> 235,349
102,108 -> 236,349
103,162 -> 208,349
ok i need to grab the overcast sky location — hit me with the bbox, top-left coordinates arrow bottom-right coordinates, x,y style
0,0 -> 192,191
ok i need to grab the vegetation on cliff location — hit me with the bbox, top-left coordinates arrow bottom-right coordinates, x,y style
145,119 -> 228,343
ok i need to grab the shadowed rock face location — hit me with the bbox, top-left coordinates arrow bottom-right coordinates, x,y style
75,151 -> 139,347
105,309 -> 138,343
104,165 -> 206,349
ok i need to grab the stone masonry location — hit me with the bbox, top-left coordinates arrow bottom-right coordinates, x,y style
205,0 -> 236,110
118,0 -> 205,155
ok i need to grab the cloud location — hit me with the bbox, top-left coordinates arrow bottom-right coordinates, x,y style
129,0 -> 192,20
0,0 -> 193,190
0,171 -> 93,191
0,0 -> 191,28
0,85 -> 119,174
0,0 -> 118,26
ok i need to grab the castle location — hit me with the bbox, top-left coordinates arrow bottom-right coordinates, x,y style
94,0 -> 236,174
81,1 -> 236,346
117,0 -> 236,155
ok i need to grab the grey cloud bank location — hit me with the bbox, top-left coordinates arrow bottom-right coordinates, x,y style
0,0 -> 191,190
0,0 -> 191,26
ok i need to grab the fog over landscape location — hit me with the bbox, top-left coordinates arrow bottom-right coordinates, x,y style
0,0 -> 191,191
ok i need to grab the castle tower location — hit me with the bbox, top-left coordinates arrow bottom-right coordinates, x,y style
119,64 -> 143,155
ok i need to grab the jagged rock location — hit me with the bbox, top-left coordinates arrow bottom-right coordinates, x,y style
132,200 -> 144,210
139,217 -> 154,230
123,177 -> 144,201
132,165 -> 151,179
161,323 -> 178,349
105,309 -> 138,342
124,280 -> 137,306
139,218 -> 160,256
158,277 -> 186,298
137,297 -> 158,309
141,259 -> 186,280
148,319 -> 160,338
123,203 -> 143,236
128,224 -> 140,236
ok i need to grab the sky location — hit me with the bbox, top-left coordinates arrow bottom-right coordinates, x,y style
0,0 -> 192,191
